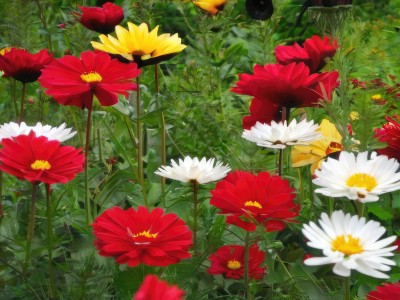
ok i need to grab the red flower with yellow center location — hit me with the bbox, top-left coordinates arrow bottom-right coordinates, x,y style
134,275 -> 185,300
73,2 -> 124,35
92,206 -> 192,267
0,132 -> 84,184
207,244 -> 265,279
232,62 -> 339,109
0,48 -> 53,83
210,171 -> 299,232
38,51 -> 140,109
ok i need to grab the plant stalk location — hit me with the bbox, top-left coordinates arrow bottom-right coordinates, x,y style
84,105 -> 93,224
344,277 -> 351,300
46,184 -> 56,299
192,181 -> 199,257
19,83 -> 26,124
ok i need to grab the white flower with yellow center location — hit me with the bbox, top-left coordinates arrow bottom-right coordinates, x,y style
155,156 -> 230,184
313,151 -> 400,203
303,210 -> 397,278
0,122 -> 76,143
242,119 -> 321,149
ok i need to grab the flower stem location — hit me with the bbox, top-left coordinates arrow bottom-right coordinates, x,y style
84,105 -> 93,224
244,231 -> 251,299
277,106 -> 290,176
155,64 -> 166,206
46,184 -> 56,299
136,76 -> 148,207
12,79 -> 18,118
192,181 -> 199,257
19,82 -> 26,124
356,202 -> 364,218
23,182 -> 39,276
0,171 -> 3,223
34,0 -> 53,53
344,277 -> 351,300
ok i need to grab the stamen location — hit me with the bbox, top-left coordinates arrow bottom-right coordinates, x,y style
31,160 -> 51,170
81,71 -> 102,83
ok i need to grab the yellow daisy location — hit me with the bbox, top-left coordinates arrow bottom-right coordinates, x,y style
193,0 -> 227,16
291,119 -> 342,174
91,22 -> 186,67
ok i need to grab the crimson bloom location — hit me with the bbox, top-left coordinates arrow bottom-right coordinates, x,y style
0,48 -> 53,83
210,171 -> 299,232
134,275 -> 185,300
275,35 -> 338,73
73,2 -> 124,35
0,132 -> 84,184
375,115 -> 400,161
38,51 -> 140,109
207,244 -> 266,280
243,97 -> 281,129
92,206 -> 192,267
232,62 -> 339,109
367,282 -> 400,300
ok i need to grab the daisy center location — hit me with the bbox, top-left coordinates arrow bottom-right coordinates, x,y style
81,71 -> 102,83
244,201 -> 262,209
227,260 -> 241,270
346,173 -> 377,192
331,234 -> 363,256
31,160 -> 51,170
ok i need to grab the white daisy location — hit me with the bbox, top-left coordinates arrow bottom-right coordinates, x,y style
313,151 -> 400,203
302,210 -> 397,278
0,122 -> 76,143
155,156 -> 231,184
242,119 -> 321,149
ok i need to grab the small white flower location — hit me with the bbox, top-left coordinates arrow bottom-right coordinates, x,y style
303,210 -> 397,278
0,122 -> 76,143
313,151 -> 400,203
242,119 -> 321,149
155,156 -> 231,184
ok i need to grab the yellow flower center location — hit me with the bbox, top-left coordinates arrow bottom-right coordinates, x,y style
349,111 -> 359,121
0,47 -> 11,56
80,71 -> 102,83
331,234 -> 363,256
371,94 -> 382,101
31,160 -> 51,170
227,260 -> 241,270
132,230 -> 158,239
244,201 -> 262,209
346,173 -> 377,192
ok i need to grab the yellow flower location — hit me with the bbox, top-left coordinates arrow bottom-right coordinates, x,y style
193,0 -> 227,15
350,111 -> 359,121
371,94 -> 382,101
91,22 -> 186,67
291,119 -> 342,174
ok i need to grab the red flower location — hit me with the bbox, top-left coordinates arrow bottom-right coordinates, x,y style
210,171 -> 299,232
207,244 -> 265,280
134,275 -> 185,300
276,35 -> 338,73
375,115 -> 400,161
367,282 -> 400,300
0,48 -> 53,83
243,97 -> 281,129
0,132 -> 84,184
92,206 -> 192,267
393,238 -> 400,252
38,51 -> 140,109
73,2 -> 124,35
232,62 -> 339,108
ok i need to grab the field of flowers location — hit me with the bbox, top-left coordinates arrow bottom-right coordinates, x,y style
1,0 -> 400,299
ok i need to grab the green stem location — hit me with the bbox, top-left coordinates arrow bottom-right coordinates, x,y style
23,182 -> 39,276
136,76 -> 148,207
0,171 -> 3,223
12,79 -> 18,118
344,277 -> 351,300
244,231 -> 252,299
356,202 -> 364,218
19,83 -> 26,124
84,105 -> 93,224
328,197 -> 334,214
35,0 -> 53,52
192,181 -> 199,258
46,184 -> 55,299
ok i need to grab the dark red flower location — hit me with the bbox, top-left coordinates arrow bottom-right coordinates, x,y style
302,253 -> 314,262
232,62 -> 339,108
210,171 -> 299,232
276,35 -> 338,73
375,115 -> 400,161
0,48 -> 53,83
207,244 -> 265,280
367,282 -> 400,300
0,132 -> 84,184
134,275 -> 185,300
38,51 -> 140,109
243,98 -> 281,129
73,2 -> 124,35
393,238 -> 400,253
92,206 -> 192,267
